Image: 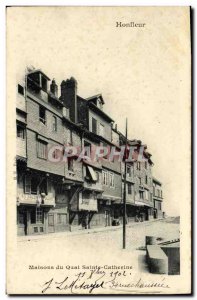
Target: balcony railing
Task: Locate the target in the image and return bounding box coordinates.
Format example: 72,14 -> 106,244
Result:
83,180 -> 103,192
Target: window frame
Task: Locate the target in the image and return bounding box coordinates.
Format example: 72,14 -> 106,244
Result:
17,124 -> 25,139
137,162 -> 141,170
109,172 -> 115,188
139,191 -> 144,200
24,174 -> 39,195
128,183 -> 132,195
68,157 -> 74,172
126,164 -> 132,177
37,139 -> 47,160
52,115 -> 57,132
102,170 -> 108,186
39,105 -> 46,125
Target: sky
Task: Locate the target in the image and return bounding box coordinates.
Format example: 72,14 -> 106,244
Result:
8,6 -> 191,216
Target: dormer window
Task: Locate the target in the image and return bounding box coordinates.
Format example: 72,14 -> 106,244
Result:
27,70 -> 50,92
98,98 -> 103,110
41,76 -> 47,91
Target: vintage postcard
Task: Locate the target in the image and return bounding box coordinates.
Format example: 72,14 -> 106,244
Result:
6,6 -> 191,295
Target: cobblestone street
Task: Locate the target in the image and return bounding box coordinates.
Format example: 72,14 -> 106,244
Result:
18,217 -> 180,257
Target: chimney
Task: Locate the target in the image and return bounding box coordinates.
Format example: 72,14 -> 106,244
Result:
50,78 -> 58,97
61,77 -> 77,123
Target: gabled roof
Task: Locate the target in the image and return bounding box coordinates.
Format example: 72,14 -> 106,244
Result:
87,101 -> 114,123
86,94 -> 105,104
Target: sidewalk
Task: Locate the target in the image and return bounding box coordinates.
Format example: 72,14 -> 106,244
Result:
17,218 -> 164,243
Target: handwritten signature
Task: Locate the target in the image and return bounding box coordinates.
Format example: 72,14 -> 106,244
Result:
41,270 -> 170,294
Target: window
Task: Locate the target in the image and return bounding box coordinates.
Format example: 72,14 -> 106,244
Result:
100,142 -> 108,159
139,177 -> 142,185
161,190 -> 163,198
145,175 -> 148,184
30,208 -> 44,224
145,161 -> 148,169
158,202 -> 162,210
126,165 -> 132,177
153,186 -> 155,196
99,123 -> 105,136
68,158 -> 74,172
52,116 -> 57,132
36,208 -> 44,223
17,125 -> 25,139
39,106 -> 46,124
128,183 -> 132,195
18,84 -> 24,95
84,141 -> 91,158
145,190 -> 149,200
139,191 -> 144,200
103,170 -> 108,185
137,162 -> 141,170
98,98 -> 103,110
24,174 -> 40,194
66,130 -> 73,145
37,140 -> 47,159
92,117 -> 97,134
109,172 -> 115,188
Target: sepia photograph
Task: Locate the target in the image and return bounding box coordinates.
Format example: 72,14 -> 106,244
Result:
6,6 -> 191,295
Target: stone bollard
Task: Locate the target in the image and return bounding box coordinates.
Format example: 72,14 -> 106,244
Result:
147,245 -> 168,274
146,236 -> 158,256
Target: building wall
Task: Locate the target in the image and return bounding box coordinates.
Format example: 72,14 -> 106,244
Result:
63,126 -> 83,182
26,94 -> 63,144
102,167 -> 122,201
26,130 -> 64,176
16,70 -> 164,235
111,129 -> 120,147
134,161 -> 154,206
88,109 -> 112,141
153,179 -> 163,218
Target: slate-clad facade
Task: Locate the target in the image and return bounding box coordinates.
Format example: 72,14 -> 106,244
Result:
16,68 -> 163,236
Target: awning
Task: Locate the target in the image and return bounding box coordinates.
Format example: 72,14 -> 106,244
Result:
83,159 -> 102,170
134,201 -> 145,207
87,166 -> 97,181
98,194 -> 121,202
144,203 -> 154,208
